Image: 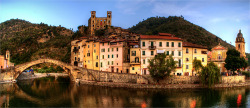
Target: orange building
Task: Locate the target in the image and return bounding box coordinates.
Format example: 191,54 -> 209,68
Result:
0,50 -> 13,69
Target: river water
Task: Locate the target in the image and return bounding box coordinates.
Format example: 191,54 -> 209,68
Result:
0,76 -> 249,107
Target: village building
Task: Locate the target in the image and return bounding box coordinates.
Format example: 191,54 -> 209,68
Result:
208,43 -> 228,73
0,50 -> 14,69
182,42 -> 208,76
128,41 -> 141,74
140,33 -> 183,75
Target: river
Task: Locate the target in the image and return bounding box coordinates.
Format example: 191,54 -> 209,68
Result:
0,76 -> 249,107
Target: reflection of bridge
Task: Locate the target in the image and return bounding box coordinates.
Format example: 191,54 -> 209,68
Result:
2,59 -> 97,81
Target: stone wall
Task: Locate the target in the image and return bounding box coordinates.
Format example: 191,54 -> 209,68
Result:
84,69 -> 139,83
221,76 -> 245,83
138,75 -> 200,84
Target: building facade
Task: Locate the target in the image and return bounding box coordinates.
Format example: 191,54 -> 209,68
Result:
0,50 -> 14,69
182,42 -> 208,76
88,11 -> 112,36
129,42 -> 141,74
208,43 -> 228,73
140,33 -> 183,75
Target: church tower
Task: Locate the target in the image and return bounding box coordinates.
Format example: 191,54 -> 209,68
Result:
5,50 -> 10,67
235,29 -> 246,58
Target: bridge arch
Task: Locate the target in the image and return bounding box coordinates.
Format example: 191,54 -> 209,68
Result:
14,59 -> 81,80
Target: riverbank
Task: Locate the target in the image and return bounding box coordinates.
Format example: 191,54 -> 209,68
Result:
79,79 -> 250,89
16,73 -> 68,80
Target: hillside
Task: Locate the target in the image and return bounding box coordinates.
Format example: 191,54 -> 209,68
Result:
0,19 -> 74,65
129,16 -> 234,50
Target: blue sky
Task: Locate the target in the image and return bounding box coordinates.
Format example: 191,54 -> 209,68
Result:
0,0 -> 249,53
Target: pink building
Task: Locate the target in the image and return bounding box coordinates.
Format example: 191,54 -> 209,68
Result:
99,39 -> 130,73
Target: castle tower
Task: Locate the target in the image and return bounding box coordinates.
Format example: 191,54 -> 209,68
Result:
235,29 -> 246,58
107,11 -> 112,26
89,11 -> 96,36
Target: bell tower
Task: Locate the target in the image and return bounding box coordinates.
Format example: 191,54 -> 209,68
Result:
235,29 -> 246,58
5,50 -> 10,67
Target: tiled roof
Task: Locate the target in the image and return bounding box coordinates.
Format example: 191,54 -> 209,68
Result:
212,44 -> 227,50
183,42 -> 207,49
140,35 -> 182,40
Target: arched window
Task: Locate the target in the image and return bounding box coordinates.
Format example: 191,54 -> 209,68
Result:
238,44 -> 240,49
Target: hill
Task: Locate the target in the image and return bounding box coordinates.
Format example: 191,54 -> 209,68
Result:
0,19 -> 74,65
129,16 -> 234,50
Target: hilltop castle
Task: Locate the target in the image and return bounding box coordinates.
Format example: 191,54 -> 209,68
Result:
88,11 -> 112,36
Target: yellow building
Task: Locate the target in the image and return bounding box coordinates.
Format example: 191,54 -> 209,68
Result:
129,42 -> 141,74
208,43 -> 228,73
71,37 -> 87,67
88,11 -> 112,36
92,41 -> 100,71
182,42 -> 208,76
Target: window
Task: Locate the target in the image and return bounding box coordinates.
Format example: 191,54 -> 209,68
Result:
96,56 -> 98,59
132,67 -> 135,70
186,65 -> 189,69
172,51 -> 174,56
102,55 -> 104,59
96,62 -> 98,67
94,49 -> 96,53
78,58 -> 80,61
108,48 -> 110,52
194,57 -> 197,59
108,61 -> 110,65
117,48 -> 118,51
112,61 -> 113,65
143,59 -> 145,64
112,54 -> 114,58
102,43 -> 104,46
88,45 -> 89,48
108,55 -> 110,58
186,48 -> 189,53
117,54 -> 118,58
142,51 -> 145,55
159,42 -> 162,47
75,57 -> 77,61
166,51 -> 169,55
101,62 -> 102,67
132,51 -> 136,56
238,44 -> 240,49
94,44 -> 96,47
87,53 -> 90,56
186,58 -> 189,61
178,59 -> 181,67
178,42 -> 181,47
112,48 -> 114,52
117,68 -> 119,72
166,42 -> 169,47
178,51 -> 181,56
108,43 -> 109,45
101,49 -> 105,52
202,58 -> 204,62
194,49 -> 197,53
142,42 -> 145,47
151,51 -> 154,55
172,42 -> 174,47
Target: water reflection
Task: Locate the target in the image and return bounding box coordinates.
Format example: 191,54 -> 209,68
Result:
0,77 -> 249,107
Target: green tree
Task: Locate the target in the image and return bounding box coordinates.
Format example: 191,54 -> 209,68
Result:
148,53 -> 176,83
200,62 -> 221,87
193,58 -> 203,75
224,49 -> 248,72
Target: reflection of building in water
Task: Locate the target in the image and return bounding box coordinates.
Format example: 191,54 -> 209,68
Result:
217,88 -> 246,107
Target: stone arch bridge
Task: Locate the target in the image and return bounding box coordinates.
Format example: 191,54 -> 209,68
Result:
7,59 -> 97,81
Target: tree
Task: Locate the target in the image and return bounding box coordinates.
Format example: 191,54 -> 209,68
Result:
193,58 -> 203,75
148,53 -> 177,83
200,62 -> 221,87
224,49 -> 247,72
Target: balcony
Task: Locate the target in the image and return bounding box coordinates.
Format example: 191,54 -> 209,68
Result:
148,46 -> 156,50
130,61 -> 140,65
